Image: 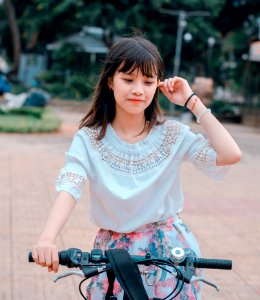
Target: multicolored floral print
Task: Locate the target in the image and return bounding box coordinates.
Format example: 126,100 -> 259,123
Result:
86,217 -> 203,299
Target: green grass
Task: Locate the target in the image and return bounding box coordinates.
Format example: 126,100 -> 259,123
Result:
0,107 -> 61,133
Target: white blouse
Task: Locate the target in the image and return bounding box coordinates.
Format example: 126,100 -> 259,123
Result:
56,120 -> 229,233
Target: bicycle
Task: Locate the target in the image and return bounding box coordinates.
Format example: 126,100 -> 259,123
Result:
28,247 -> 232,300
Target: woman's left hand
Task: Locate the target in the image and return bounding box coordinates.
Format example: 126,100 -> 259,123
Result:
158,76 -> 193,106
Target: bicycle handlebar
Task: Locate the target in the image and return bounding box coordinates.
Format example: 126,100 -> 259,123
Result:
28,247 -> 232,270
28,247 -> 232,298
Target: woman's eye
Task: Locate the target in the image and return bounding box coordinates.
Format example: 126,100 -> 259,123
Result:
123,78 -> 132,82
145,81 -> 154,85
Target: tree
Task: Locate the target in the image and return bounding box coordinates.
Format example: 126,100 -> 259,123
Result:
214,0 -> 260,36
3,0 -> 20,75
1,0 -> 258,95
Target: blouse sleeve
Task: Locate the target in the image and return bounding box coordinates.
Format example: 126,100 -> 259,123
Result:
183,131 -> 230,180
56,131 -> 88,201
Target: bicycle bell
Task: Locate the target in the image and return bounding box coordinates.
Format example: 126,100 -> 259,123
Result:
171,247 -> 186,263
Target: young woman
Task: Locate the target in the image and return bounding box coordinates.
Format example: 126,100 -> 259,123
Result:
32,36 -> 241,299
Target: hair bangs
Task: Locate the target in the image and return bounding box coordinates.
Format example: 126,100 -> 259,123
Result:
118,47 -> 160,78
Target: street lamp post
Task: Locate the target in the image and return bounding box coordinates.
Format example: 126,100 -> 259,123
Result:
207,36 -> 216,76
257,17 -> 260,40
173,12 -> 187,76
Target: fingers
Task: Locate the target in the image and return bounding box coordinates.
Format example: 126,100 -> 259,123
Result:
158,76 -> 194,106
32,244 -> 59,273
46,248 -> 59,273
32,246 -> 39,264
158,78 -> 175,93
38,246 -> 47,267
52,248 -> 59,273
32,244 -> 46,266
159,77 -> 192,98
45,247 -> 52,268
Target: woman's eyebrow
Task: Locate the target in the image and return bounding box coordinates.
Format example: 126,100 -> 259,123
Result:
120,71 -> 157,79
145,75 -> 157,79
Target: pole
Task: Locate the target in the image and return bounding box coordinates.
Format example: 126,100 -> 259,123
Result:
173,11 -> 186,76
169,12 -> 186,115
258,17 -> 260,40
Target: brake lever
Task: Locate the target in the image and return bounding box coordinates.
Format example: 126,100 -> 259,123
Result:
53,270 -> 85,282
191,277 -> 220,292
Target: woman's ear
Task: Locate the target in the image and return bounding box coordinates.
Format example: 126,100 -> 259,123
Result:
108,77 -> 113,90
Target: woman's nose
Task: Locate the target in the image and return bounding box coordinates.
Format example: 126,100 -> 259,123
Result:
134,90 -> 143,96
132,84 -> 144,95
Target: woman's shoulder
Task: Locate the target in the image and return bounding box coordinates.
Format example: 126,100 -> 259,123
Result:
76,125 -> 101,139
157,119 -> 190,137
79,125 -> 99,134
68,126 -> 101,149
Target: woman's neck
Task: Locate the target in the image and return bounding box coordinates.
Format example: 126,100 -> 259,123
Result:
111,113 -> 147,142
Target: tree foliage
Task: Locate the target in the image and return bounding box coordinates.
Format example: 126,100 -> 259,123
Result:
0,0 -> 259,96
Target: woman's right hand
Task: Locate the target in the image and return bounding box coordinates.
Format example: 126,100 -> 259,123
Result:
31,192 -> 77,273
32,239 -> 59,273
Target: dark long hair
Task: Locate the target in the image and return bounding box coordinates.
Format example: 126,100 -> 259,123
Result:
79,35 -> 165,140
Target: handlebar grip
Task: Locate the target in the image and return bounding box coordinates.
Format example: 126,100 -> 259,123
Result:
28,252 -> 34,262
194,258 -> 232,270
28,249 -> 78,266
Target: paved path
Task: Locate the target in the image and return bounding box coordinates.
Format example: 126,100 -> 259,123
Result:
0,106 -> 260,299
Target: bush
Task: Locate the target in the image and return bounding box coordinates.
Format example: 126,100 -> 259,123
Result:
210,100 -> 242,123
44,82 -> 65,96
36,70 -> 94,100
37,70 -> 62,83
67,74 -> 93,99
0,106 -> 44,118
0,107 -> 61,133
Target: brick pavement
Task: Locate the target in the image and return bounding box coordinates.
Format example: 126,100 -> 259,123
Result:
0,105 -> 260,300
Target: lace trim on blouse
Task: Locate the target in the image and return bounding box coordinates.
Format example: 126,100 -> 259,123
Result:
56,168 -> 86,191
193,142 -> 213,170
82,122 -> 181,175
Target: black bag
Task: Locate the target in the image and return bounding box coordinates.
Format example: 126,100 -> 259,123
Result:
105,248 -> 149,300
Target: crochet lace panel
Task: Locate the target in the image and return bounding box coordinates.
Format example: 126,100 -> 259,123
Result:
82,122 -> 181,175
193,143 -> 212,168
56,169 -> 86,191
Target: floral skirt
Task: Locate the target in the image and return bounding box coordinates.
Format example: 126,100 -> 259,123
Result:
86,216 -> 203,299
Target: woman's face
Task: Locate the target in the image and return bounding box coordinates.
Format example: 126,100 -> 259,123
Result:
109,68 -> 158,117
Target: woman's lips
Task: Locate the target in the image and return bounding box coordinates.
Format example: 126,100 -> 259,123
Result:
128,99 -> 144,104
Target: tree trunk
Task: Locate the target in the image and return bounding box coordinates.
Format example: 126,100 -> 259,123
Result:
4,0 -> 21,76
